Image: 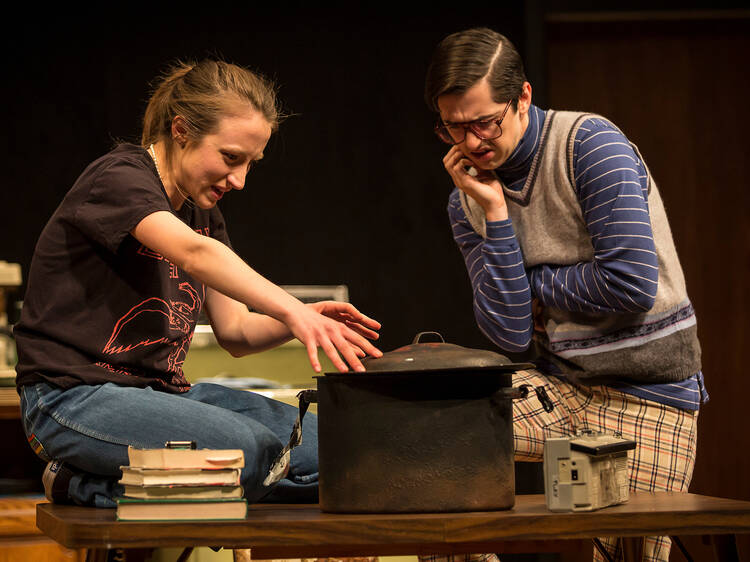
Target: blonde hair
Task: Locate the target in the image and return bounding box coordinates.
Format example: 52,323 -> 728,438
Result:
141,59 -> 281,151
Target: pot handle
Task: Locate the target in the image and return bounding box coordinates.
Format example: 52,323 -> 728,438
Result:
412,331 -> 445,344
506,384 -> 554,413
262,389 -> 317,487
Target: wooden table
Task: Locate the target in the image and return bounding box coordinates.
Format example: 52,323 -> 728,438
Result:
36,492 -> 750,561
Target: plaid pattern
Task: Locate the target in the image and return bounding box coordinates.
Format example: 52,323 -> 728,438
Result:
512,369 -> 698,561
418,370 -> 698,562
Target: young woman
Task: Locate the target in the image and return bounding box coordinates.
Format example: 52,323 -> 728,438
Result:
14,60 -> 382,507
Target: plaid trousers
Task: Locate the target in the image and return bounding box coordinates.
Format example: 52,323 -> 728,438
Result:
420,369 -> 699,562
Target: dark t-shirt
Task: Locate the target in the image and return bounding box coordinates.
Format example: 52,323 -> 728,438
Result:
14,144 -> 231,393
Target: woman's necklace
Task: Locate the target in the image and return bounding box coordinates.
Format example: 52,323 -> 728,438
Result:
148,144 -> 193,208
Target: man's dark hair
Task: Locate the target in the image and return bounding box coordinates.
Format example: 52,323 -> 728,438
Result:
424,27 -> 527,113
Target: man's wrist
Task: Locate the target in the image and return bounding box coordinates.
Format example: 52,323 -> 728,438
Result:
485,204 -> 509,222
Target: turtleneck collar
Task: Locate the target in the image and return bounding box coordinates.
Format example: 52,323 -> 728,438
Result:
496,104 -> 546,191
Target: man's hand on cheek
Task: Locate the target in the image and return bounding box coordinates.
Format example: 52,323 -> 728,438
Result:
443,146 -> 508,221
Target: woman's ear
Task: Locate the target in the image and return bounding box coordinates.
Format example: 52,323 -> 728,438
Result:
171,116 -> 189,148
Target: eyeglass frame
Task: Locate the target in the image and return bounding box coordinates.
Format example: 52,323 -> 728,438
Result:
434,99 -> 514,145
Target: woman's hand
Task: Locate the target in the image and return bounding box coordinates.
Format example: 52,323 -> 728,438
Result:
443,146 -> 508,222
285,301 -> 382,373
307,301 -> 381,341
132,212 -> 382,371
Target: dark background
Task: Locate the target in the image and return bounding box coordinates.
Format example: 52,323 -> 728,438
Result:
3,4 -> 749,560
2,9 -> 529,355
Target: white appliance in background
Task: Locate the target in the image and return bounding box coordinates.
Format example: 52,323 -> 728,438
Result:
280,284 -> 350,305
190,285 -> 351,393
0,261 -> 21,373
192,284 -> 350,349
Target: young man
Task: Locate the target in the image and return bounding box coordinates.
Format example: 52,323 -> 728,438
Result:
424,28 -> 706,561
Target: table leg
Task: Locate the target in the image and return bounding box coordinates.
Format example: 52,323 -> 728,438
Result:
621,537 -> 643,562
85,548 -> 109,562
711,534 -> 740,562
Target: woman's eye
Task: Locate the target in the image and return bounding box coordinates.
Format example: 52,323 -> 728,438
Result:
222,152 -> 238,162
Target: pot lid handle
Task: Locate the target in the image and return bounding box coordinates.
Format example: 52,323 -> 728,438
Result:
412,331 -> 446,344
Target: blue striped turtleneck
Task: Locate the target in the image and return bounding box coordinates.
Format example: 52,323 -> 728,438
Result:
447,104 -> 707,410
496,104 -> 546,192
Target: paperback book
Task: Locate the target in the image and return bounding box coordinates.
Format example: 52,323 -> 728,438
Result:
116,497 -> 247,521
119,466 -> 241,487
127,446 -> 244,469
121,484 -> 243,500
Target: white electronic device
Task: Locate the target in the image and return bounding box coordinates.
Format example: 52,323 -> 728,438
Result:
543,430 -> 636,512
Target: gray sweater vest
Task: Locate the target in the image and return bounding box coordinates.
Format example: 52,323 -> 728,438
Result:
460,110 -> 701,384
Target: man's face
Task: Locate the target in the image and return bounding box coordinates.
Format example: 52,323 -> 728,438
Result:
437,78 -> 530,170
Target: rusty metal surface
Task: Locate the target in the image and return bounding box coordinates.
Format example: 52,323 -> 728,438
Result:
317,372 -> 516,513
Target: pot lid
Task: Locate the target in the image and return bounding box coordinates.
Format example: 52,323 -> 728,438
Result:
353,332 -> 535,374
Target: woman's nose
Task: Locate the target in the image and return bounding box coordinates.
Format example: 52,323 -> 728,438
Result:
227,169 -> 246,190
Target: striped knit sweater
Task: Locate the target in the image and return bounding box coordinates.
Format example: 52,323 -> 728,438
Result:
449,106 -> 705,409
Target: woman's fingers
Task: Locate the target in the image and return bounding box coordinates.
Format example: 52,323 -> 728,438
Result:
344,319 -> 380,340
334,335 -> 367,372
317,325 -> 379,373
308,302 -> 382,338
319,335 -> 365,373
344,326 -> 382,359
295,304 -> 382,373
321,302 -> 382,333
337,302 -> 380,325
304,340 -> 322,373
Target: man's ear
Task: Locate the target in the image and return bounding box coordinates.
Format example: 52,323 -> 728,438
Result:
518,82 -> 533,114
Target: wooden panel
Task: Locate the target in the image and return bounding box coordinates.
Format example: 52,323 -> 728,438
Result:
545,15 -> 750,560
0,497 -> 46,538
0,498 -> 84,562
0,389 -> 20,420
0,539 -> 84,562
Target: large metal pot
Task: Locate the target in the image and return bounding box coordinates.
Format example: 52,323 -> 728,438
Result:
267,333 -> 551,513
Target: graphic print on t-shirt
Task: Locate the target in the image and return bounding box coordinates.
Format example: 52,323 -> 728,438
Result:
96,224 -> 216,388
102,281 -> 202,375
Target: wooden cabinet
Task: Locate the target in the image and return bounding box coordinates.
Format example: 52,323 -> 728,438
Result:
0,406 -> 82,561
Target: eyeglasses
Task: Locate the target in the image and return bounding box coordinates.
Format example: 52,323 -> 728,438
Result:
434,99 -> 513,145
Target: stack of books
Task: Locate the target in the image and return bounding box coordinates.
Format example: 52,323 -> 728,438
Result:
116,445 -> 247,521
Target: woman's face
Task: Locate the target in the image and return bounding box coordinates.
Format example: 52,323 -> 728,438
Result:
170,109 -> 272,210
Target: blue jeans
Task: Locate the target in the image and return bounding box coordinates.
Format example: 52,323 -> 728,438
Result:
19,382 -> 318,508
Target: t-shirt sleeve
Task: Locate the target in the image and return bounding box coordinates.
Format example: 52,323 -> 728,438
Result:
207,206 -> 232,249
73,157 -> 172,253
